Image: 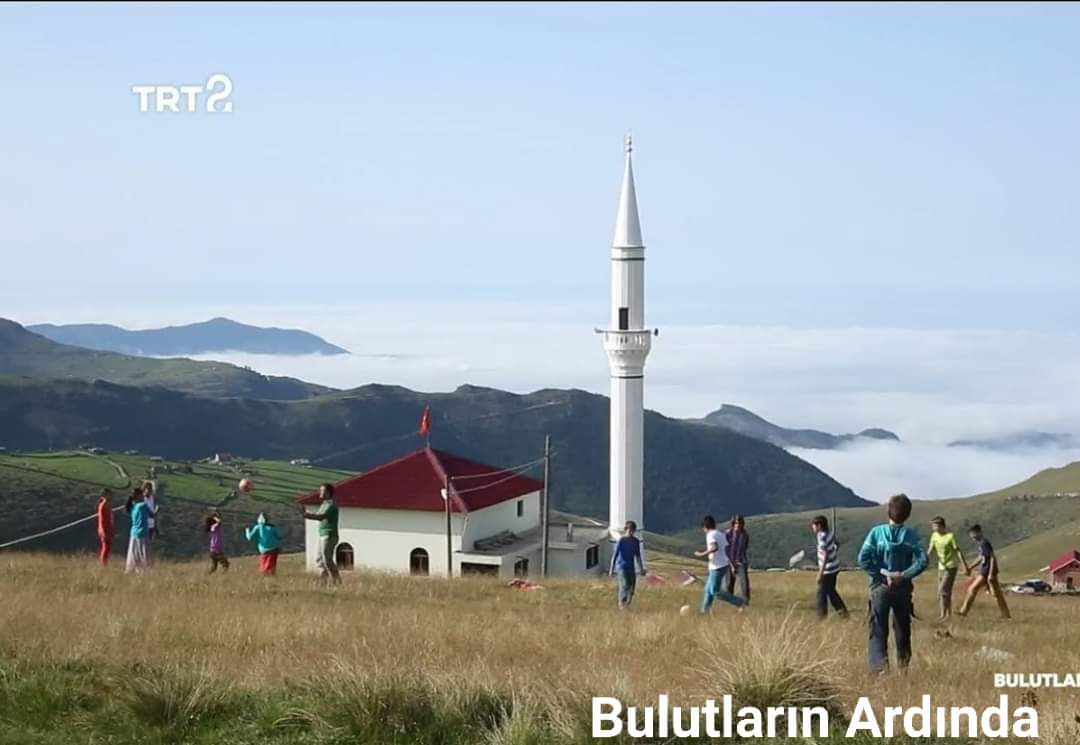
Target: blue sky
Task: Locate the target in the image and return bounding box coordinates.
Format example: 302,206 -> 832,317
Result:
3,3 -> 1080,329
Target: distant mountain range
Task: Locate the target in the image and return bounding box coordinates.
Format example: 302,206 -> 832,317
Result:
0,318 -> 872,536
695,404 -> 900,450
0,319 -> 331,400
949,432 -> 1080,451
28,317 -> 348,357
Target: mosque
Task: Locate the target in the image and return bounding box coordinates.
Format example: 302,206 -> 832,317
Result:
300,137 -> 654,577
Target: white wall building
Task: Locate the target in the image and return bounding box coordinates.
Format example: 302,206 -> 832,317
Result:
598,135 -> 655,536
300,447 -> 608,578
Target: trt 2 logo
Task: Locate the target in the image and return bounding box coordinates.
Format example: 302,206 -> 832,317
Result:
131,74 -> 234,113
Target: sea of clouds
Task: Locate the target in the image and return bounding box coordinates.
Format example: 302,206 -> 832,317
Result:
11,301 -> 1080,502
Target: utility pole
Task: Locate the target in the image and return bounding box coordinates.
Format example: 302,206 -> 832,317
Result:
541,435 -> 552,577
445,473 -> 453,578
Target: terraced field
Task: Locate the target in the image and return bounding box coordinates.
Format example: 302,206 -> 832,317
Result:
0,450 -> 354,557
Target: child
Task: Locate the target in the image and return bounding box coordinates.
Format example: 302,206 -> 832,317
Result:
96,488 -> 114,566
125,490 -> 151,575
856,494 -> 928,673
206,512 -> 230,574
694,515 -> 746,613
245,513 -> 283,576
143,481 -> 160,541
724,515 -> 751,604
956,524 -> 1011,619
927,516 -> 970,620
609,520 -> 647,609
811,515 -> 848,619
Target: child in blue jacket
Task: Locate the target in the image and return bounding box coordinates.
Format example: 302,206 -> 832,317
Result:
857,494 -> 927,673
245,513 -> 283,576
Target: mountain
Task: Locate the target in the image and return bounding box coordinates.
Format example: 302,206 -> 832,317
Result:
662,461 -> 1080,572
0,319 -> 332,400
28,317 -> 348,356
698,404 -> 900,450
948,432 -> 1079,451
0,378 -> 871,539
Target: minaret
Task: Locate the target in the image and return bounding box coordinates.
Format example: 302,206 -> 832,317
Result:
598,135 -> 655,536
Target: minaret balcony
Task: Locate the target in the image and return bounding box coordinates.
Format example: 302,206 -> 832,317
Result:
596,328 -> 656,374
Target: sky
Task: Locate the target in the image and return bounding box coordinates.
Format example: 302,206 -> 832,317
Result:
2,3 -> 1080,500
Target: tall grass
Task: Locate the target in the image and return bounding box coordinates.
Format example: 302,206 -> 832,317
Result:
699,609 -> 849,716
1,553 -> 1079,743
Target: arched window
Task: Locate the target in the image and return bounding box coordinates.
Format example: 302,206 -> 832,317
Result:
410,548 -> 430,576
335,542 -> 355,571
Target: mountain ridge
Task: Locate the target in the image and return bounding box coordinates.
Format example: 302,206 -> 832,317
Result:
0,318 -> 332,400
28,317 -> 348,357
697,403 -> 901,450
0,377 -> 872,536
948,431 -> 1079,451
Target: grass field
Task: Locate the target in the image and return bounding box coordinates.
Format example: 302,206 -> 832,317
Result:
1,553 -> 1078,744
667,462 -> 1080,578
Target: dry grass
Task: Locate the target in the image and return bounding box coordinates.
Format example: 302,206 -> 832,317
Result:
1,552 -> 1079,743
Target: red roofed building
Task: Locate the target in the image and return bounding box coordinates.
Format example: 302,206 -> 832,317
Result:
1047,550 -> 1080,590
297,447 -> 608,578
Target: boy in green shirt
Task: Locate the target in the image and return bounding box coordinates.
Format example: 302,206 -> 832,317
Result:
302,483 -> 342,586
926,516 -> 970,620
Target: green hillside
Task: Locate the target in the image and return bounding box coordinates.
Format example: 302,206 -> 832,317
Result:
996,518 -> 1080,578
0,450 -> 352,558
661,462 -> 1080,578
0,319 -> 331,400
0,378 -> 870,538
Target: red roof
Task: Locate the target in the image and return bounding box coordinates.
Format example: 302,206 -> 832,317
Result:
296,447 -> 543,513
1048,550 -> 1080,574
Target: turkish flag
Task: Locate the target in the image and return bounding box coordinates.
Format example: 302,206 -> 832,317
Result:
419,405 -> 431,436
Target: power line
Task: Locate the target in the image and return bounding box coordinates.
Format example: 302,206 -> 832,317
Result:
449,454 -> 552,481
0,506 -> 124,550
452,459 -> 548,496
310,400 -> 565,465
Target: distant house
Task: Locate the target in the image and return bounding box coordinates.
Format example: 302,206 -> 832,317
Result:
211,453 -> 234,465
1047,550 -> 1080,590
297,447 -> 607,579
149,456 -> 165,463
290,458 -> 311,466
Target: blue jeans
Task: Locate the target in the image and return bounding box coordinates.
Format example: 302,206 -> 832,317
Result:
868,581 -> 913,672
701,567 -> 746,613
616,565 -> 637,607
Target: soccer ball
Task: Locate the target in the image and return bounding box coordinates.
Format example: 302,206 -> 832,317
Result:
238,478 -> 254,493
679,604 -> 691,617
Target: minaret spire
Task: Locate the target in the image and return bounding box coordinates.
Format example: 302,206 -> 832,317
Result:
613,134 -> 643,249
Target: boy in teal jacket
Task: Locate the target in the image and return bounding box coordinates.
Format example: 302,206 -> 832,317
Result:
857,494 -> 927,673
245,513 -> 283,576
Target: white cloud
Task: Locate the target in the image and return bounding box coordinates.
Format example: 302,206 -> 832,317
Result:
792,440 -> 1080,503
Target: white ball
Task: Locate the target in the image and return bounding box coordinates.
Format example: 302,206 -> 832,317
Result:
679,604 -> 691,617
